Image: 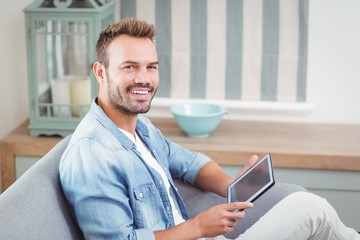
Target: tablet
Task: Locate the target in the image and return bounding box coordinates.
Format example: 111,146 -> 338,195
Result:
227,153 -> 275,204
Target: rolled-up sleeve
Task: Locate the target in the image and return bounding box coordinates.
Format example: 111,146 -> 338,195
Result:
164,138 -> 212,185
134,228 -> 155,240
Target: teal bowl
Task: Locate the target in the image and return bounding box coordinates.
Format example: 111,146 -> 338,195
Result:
170,103 -> 227,138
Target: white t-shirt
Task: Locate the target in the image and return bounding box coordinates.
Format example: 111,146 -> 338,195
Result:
119,128 -> 185,225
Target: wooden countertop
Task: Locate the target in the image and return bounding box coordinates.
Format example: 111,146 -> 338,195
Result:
153,118 -> 360,171
1,118 -> 360,191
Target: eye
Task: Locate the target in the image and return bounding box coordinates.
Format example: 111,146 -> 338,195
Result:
121,64 -> 138,73
123,65 -> 135,70
148,65 -> 158,70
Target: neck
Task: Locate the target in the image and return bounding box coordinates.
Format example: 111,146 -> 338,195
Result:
97,98 -> 138,135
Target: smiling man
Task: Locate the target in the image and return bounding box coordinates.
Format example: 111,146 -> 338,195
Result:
95,32 -> 159,126
59,18 -> 360,240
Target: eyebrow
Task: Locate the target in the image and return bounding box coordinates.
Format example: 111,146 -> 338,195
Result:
121,61 -> 159,66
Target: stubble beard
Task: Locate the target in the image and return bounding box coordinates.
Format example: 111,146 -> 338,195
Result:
106,75 -> 156,116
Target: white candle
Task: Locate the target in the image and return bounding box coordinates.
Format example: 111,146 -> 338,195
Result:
70,76 -> 91,117
51,77 -> 71,117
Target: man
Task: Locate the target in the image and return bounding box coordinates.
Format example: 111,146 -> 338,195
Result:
59,18 -> 359,240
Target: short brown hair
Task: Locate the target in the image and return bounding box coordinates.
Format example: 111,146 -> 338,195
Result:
95,18 -> 156,68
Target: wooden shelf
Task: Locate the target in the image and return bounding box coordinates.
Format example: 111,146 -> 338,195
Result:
0,120 -> 61,192
1,118 -> 360,192
153,118 -> 360,170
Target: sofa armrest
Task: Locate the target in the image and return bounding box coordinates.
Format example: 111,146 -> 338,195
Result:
0,135 -> 83,240
174,180 -> 307,239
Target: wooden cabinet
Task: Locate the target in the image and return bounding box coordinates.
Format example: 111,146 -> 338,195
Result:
0,121 -> 61,191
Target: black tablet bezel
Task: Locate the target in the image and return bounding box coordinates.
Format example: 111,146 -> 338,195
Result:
227,153 -> 275,204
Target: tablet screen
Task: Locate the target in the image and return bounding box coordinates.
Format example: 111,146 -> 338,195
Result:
227,153 -> 275,203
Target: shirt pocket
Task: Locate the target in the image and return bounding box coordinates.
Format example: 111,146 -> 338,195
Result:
132,183 -> 162,229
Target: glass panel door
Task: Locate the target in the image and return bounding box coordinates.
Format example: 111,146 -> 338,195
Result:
34,19 -> 91,119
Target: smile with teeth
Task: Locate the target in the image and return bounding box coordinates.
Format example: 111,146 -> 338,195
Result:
129,90 -> 150,95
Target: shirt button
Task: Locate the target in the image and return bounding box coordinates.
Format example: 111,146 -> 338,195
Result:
139,192 -> 143,198
166,206 -> 170,211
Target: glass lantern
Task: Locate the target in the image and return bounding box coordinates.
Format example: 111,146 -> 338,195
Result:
24,0 -> 116,136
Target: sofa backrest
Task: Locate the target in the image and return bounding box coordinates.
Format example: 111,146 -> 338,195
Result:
0,135 -> 84,240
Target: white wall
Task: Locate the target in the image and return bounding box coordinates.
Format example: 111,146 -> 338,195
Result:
305,0 -> 360,125
1,0 -> 359,139
0,0 -> 32,139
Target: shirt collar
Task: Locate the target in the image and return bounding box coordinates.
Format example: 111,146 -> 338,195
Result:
90,97 -> 150,150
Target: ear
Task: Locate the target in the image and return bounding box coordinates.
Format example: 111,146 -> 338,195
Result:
92,62 -> 106,85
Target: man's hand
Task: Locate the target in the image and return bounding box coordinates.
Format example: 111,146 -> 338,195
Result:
236,155 -> 259,179
191,201 -> 254,238
154,201 -> 253,240
155,155 -> 258,240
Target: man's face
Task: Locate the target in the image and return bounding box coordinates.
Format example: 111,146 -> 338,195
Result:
103,35 -> 159,115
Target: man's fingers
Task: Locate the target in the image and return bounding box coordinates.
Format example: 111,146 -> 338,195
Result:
249,154 -> 259,164
225,202 -> 253,212
237,154 -> 259,177
245,155 -> 258,170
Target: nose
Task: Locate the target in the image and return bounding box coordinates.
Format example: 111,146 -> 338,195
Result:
134,67 -> 150,84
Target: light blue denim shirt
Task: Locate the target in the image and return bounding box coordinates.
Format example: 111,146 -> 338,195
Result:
59,98 -> 211,240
